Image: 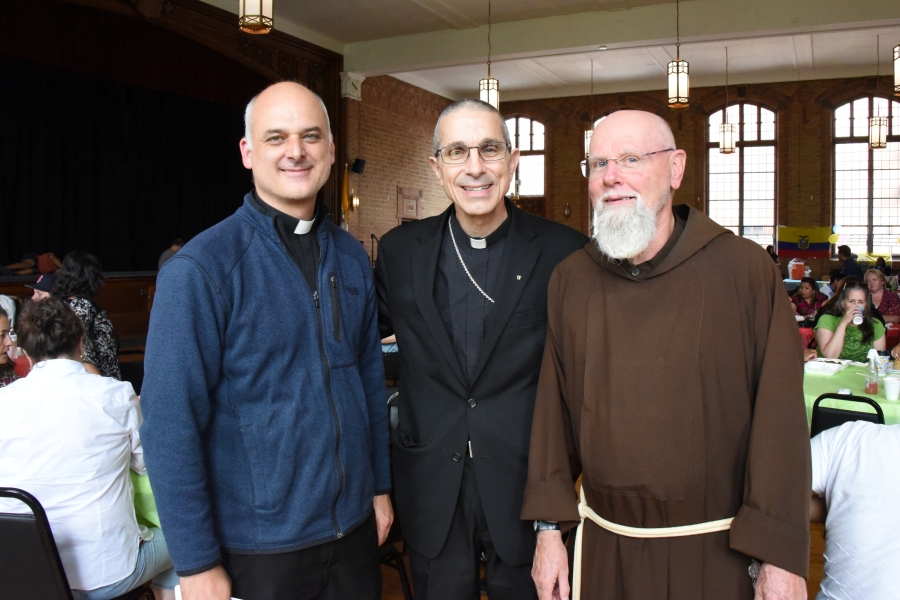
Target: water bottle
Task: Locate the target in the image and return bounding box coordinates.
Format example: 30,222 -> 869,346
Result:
7,329 -> 16,360
865,348 -> 879,394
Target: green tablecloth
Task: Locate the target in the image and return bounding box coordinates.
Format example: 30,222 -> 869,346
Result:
130,471 -> 161,529
803,365 -> 900,426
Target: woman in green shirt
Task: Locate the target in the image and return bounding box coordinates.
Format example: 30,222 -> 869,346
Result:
815,277 -> 886,362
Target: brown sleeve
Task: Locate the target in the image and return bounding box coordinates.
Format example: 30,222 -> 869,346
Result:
729,261 -> 811,578
521,268 -> 581,530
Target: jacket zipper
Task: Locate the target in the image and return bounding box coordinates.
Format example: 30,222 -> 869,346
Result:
312,255 -> 345,540
329,273 -> 342,343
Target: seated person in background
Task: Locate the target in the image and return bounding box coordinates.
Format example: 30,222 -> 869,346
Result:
0,298 -> 177,599
0,307 -> 17,388
864,268 -> 900,325
766,244 -> 779,265
815,277 -> 885,361
4,252 -> 62,275
791,277 -> 827,318
157,238 -> 183,271
838,245 -> 863,279
811,421 -> 900,599
54,251 -> 120,379
819,269 -> 843,299
25,273 -> 56,302
874,256 -> 891,277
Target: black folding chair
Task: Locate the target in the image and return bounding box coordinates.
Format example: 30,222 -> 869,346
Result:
810,392 -> 885,438
0,487 -> 153,600
379,392 -> 413,600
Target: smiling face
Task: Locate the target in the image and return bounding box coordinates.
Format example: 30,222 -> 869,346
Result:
429,107 -> 518,231
588,111 -> 685,216
239,82 -> 335,215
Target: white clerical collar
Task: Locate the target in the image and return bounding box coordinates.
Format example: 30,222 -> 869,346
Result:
469,238 -> 487,250
294,220 -> 314,235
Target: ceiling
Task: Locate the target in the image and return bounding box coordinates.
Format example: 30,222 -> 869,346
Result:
202,0 -> 900,101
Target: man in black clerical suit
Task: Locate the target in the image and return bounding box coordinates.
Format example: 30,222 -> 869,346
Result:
375,98 -> 587,600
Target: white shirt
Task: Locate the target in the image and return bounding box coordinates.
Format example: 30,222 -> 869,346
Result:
0,359 -> 145,591
811,421 -> 900,600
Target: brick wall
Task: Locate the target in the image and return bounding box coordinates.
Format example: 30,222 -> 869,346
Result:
342,76 -> 453,264
346,74 -> 895,279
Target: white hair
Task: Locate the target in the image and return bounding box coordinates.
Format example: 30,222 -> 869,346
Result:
591,190 -> 670,260
243,83 -> 332,150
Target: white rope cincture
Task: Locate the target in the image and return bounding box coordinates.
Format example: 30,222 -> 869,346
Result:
448,215 -> 495,304
572,485 -> 734,600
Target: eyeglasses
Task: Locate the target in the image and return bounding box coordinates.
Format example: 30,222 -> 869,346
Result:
580,148 -> 675,178
435,142 -> 511,164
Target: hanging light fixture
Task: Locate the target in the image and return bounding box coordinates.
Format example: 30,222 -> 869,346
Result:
667,0 -> 689,108
479,0 -> 499,109
719,46 -> 736,154
894,43 -> 899,96
870,36 -> 888,150
584,59 -> 594,158
239,0 -> 273,34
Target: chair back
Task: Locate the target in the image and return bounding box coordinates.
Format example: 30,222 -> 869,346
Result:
0,488 -> 73,600
810,393 -> 885,438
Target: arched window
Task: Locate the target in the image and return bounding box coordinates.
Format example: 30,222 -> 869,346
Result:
505,116 -> 545,216
707,103 -> 776,247
833,97 -> 900,255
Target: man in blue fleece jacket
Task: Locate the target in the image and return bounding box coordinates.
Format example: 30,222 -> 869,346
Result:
140,82 -> 392,600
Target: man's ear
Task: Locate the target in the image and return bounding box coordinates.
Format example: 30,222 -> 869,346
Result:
669,149 -> 687,190
429,156 -> 444,185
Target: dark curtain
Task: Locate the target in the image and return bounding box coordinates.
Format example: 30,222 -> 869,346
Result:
0,55 -> 254,271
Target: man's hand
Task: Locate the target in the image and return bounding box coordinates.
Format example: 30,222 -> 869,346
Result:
179,565 -> 231,600
373,494 -> 393,546
532,530 -> 569,600
754,563 -> 805,600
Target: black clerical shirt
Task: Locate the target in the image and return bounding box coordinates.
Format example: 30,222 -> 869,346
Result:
434,211 -> 511,384
248,190 -> 323,293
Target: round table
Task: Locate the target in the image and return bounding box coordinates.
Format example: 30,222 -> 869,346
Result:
803,365 -> 900,426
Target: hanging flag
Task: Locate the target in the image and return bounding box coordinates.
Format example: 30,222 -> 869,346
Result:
777,226 -> 832,258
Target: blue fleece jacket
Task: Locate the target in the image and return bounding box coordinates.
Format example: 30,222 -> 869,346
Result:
140,196 -> 389,575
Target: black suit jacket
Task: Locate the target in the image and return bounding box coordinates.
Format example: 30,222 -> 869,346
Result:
375,201 -> 588,564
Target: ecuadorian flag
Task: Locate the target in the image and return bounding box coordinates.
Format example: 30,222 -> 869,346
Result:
777,226 -> 832,259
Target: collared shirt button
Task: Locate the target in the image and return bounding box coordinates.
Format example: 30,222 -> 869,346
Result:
468,398 -> 477,408
630,268 -> 640,277
452,453 -> 462,462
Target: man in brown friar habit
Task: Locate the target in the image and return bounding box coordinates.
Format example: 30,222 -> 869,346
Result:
524,109 -> 810,600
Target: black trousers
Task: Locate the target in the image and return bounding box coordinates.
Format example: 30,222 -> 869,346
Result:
409,457 -> 538,600
222,512 -> 381,600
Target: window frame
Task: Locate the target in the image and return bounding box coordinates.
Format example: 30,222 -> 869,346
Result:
504,115 -> 546,217
705,102 -> 777,248
832,95 -> 900,256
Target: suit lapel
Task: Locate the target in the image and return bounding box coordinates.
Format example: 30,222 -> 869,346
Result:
412,207 -> 468,387
470,206 -> 540,386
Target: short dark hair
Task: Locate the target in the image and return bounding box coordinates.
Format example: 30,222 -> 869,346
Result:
837,245 -> 852,258
54,251 -> 105,300
172,238 -> 184,247
829,269 -> 843,285
18,296 -> 84,362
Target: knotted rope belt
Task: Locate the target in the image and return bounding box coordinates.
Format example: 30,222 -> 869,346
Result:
572,486 -> 734,600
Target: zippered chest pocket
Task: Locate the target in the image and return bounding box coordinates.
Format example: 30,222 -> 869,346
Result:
329,273 -> 343,343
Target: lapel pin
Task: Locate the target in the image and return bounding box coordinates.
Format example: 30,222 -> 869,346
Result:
516,275 -> 522,280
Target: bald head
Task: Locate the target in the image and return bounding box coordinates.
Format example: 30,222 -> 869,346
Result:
591,110 -> 675,157
244,82 -> 332,150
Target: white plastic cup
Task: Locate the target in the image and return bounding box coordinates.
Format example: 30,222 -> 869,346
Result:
884,377 -> 900,402
852,307 -> 864,326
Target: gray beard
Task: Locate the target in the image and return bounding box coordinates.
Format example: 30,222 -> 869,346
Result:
591,192 -> 665,260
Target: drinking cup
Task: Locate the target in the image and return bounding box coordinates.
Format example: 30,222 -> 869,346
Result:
884,376 -> 900,402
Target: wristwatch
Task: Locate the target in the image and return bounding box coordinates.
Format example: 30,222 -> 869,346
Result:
533,520 -> 560,532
